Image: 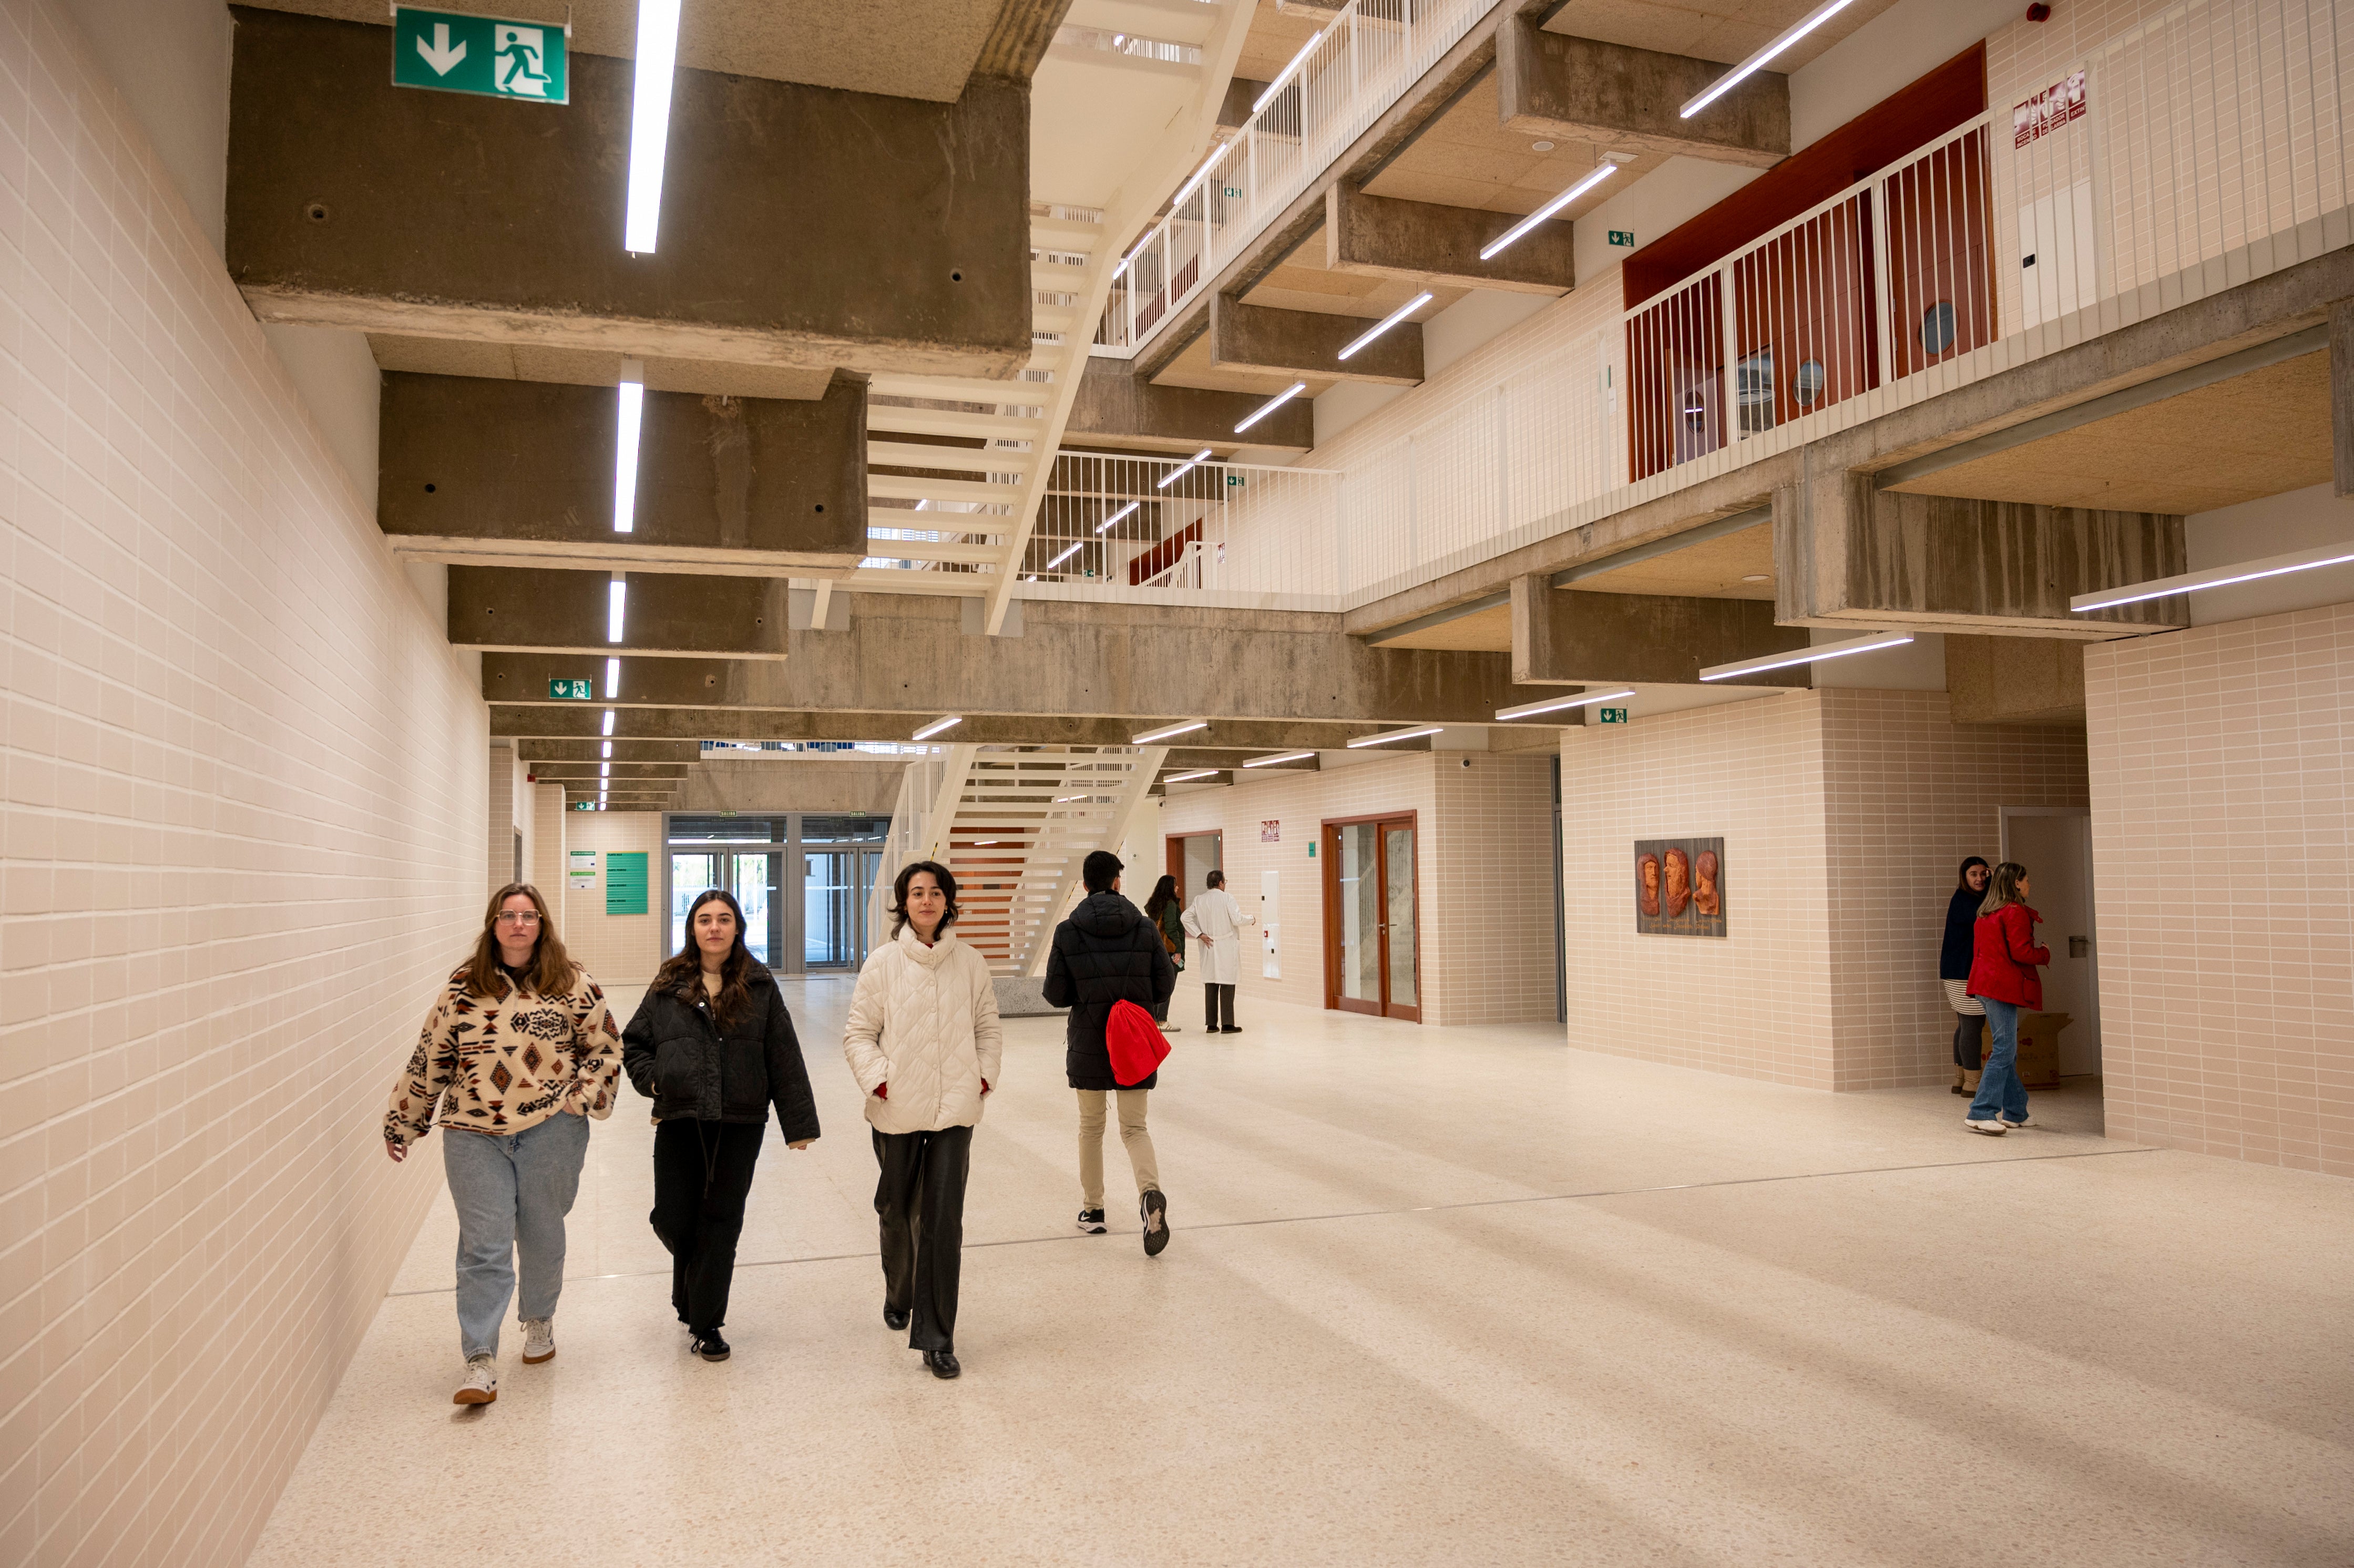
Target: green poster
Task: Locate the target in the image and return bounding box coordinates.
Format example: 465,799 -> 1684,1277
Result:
604,852 -> 648,915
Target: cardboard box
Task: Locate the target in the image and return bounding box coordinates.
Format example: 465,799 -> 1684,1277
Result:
1971,1011 -> 2070,1087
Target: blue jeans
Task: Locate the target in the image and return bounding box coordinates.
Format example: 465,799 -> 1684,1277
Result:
442,1111 -> 590,1359
1967,999 -> 2030,1123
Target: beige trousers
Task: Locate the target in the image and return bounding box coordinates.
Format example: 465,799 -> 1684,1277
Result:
1076,1089 -> 1159,1207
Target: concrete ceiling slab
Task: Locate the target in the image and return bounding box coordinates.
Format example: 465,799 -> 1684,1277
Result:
1360,72 -> 1671,217
1538,0 -> 1897,73
1881,351 -> 2335,515
1149,329 -> 1346,395
238,1 -> 1010,100
366,335 -> 836,399
1374,601 -> 1512,651
1567,521 -> 1776,599
1031,44 -> 1203,206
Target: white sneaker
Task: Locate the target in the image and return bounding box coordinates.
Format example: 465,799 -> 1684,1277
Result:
1998,1114 -> 2031,1129
453,1354 -> 499,1405
1163,1022 -> 1181,1033
1964,1118 -> 2008,1136
521,1318 -> 555,1364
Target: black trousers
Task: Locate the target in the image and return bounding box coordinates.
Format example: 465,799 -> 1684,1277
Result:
1952,1010 -> 1985,1070
1205,982 -> 1236,1030
650,1119 -> 764,1335
873,1124 -> 973,1353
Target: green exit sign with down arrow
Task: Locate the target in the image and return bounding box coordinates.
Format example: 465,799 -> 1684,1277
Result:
392,6 -> 569,104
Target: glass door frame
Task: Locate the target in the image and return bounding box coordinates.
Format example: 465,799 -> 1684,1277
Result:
1320,811 -> 1421,1023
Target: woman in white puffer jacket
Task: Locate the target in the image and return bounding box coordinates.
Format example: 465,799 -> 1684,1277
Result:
843,859 -> 1002,1381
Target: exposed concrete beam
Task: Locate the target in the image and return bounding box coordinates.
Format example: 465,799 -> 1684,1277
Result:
519,740 -> 704,764
480,595 -> 1554,722
1497,19 -> 1788,169
450,569 -> 792,658
1343,244 -> 2354,638
1511,578 -> 1808,686
531,762 -> 692,782
1325,183 -> 1574,296
1776,476 -> 2187,639
380,373 -> 866,573
1066,358 -> 1313,451
2334,298 -> 2353,498
1209,294 -> 1424,386
226,8 -> 1030,380
491,698 -> 1405,751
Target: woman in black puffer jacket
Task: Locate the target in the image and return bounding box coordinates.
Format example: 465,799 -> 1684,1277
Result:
622,888 -> 819,1362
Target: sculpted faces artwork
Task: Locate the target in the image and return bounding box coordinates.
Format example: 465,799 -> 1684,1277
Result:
1634,837 -> 1726,937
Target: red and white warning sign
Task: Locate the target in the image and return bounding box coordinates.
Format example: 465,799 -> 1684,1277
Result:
2014,69 -> 2087,148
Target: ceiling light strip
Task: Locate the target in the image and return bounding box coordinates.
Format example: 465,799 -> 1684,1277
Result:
612,365 -> 643,532
1047,540 -> 1084,569
601,708 -> 616,736
1346,725 -> 1444,749
1235,381 -> 1307,434
1680,0 -> 1859,119
604,656 -> 621,700
1156,447 -> 1214,489
606,575 -> 627,643
1698,631 -> 1913,683
1132,719 -> 1207,744
1493,688 -> 1636,722
911,715 -> 963,741
1242,750 -> 1316,767
621,0 -> 683,252
1163,768 -> 1221,783
2069,541 -> 2354,611
1337,292 -> 1434,360
1480,162 -> 1623,261
1096,500 -> 1141,536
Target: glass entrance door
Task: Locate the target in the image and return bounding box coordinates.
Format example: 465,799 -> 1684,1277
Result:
1323,815 -> 1419,1021
670,852 -> 780,965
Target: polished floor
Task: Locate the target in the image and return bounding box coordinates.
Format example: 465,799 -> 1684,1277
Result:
250,978 -> 2354,1566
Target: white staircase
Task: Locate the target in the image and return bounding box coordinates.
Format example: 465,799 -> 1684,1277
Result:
868,745 -> 1166,976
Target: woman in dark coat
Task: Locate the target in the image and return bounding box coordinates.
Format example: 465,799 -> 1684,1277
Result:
1941,857 -> 1991,1094
623,888 -> 819,1361
1142,874 -> 1185,1032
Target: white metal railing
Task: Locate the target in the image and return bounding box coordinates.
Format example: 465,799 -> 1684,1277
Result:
1092,0 -> 1493,355
1150,0 -> 2352,609
1018,450 -> 1343,591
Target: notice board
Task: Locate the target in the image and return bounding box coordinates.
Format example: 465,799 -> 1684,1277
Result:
605,852 -> 649,916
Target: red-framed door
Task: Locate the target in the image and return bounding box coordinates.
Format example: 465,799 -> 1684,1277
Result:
1322,813 -> 1420,1022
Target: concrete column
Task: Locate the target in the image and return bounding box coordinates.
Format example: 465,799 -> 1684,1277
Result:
1511,576 -> 1809,686
1325,182 -> 1575,295
2333,298 -> 2353,498
1497,20 -> 1789,169
1775,474 -> 2188,637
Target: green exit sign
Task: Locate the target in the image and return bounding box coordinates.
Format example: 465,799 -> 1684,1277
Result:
1608,230 -> 1636,247
1597,706 -> 1630,724
1223,186 -> 1243,198
392,6 -> 569,104
1225,474 -> 1246,486
550,679 -> 593,700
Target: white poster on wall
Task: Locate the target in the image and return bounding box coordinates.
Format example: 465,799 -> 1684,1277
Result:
568,849 -> 599,891
1260,869 -> 1280,979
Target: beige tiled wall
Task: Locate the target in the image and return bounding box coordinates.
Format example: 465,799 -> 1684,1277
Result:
1153,752 -> 1557,1026
529,781 -> 568,935
0,5 -> 488,1562
1819,690 -> 2091,1090
1563,691 -> 2089,1089
1561,695 -> 1837,1086
558,811 -> 664,985
2085,603 -> 2354,1175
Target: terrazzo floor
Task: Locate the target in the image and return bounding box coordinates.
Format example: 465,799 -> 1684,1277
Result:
247,978 -> 2354,1566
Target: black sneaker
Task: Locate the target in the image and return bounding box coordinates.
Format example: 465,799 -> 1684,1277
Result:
691,1331 -> 731,1362
1076,1208 -> 1107,1234
1140,1188 -> 1170,1257
1219,1025 -> 1243,1033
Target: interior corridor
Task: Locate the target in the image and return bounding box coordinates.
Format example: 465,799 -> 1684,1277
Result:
250,985 -> 2353,1567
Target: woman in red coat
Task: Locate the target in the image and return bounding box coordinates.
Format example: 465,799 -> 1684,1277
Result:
1964,861 -> 2050,1135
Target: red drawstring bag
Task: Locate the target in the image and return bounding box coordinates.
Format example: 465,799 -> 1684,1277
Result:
1106,999 -> 1171,1087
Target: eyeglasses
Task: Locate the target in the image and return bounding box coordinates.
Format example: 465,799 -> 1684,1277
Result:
495,911 -> 542,926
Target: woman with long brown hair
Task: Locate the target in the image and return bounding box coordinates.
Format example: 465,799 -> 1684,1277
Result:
382,883 -> 623,1407
622,887 -> 819,1363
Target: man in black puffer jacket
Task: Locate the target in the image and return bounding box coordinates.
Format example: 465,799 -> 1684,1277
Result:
1043,850 -> 1176,1255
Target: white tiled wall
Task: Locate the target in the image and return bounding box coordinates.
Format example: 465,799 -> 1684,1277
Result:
2085,603 -> 2354,1175
1153,751 -> 1557,1027
0,3 -> 489,1562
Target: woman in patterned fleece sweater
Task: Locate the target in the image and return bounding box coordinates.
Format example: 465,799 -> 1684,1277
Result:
382,882 -> 622,1407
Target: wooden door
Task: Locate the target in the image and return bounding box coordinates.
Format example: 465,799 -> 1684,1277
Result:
1322,814 -> 1420,1022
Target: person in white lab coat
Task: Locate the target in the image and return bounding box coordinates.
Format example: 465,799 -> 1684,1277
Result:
1180,869 -> 1247,1033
